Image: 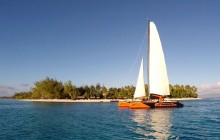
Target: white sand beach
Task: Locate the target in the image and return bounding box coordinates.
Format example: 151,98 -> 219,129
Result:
21,98 -> 201,103
22,99 -> 114,103
165,98 -> 202,101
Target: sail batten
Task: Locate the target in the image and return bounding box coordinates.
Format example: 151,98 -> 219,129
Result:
133,58 -> 146,99
148,22 -> 170,96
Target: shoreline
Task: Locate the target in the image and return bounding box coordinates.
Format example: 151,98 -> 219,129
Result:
21,98 -> 202,103
21,99 -> 113,103
165,98 -> 202,101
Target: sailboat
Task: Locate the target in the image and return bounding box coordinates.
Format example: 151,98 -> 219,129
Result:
118,20 -> 183,108
143,21 -> 183,108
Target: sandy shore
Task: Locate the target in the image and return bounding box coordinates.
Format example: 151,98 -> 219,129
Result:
165,98 -> 202,101
21,98 -> 201,103
21,99 -> 114,103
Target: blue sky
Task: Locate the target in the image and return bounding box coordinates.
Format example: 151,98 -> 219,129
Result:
1,0 -> 220,96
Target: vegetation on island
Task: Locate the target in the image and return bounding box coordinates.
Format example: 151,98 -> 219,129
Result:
13,77 -> 198,99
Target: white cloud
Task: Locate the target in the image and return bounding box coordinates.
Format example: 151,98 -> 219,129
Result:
21,84 -> 31,87
198,82 -> 220,96
0,85 -> 18,97
0,84 -> 32,97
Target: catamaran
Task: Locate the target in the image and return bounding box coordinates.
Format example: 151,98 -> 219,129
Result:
118,21 -> 183,108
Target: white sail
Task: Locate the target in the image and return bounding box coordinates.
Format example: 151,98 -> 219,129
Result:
148,22 -> 170,96
133,58 -> 146,99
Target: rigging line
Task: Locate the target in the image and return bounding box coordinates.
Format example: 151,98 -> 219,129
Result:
126,29 -> 147,81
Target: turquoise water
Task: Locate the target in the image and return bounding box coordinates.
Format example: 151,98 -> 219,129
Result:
0,99 -> 219,140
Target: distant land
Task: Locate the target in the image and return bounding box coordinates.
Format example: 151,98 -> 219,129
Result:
12,77 -> 198,100
198,82 -> 220,98
0,96 -> 12,99
198,93 -> 220,98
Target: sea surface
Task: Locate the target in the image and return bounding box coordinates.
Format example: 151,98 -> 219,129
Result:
0,99 -> 219,140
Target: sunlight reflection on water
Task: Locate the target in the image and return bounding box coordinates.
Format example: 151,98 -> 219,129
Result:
131,109 -> 173,139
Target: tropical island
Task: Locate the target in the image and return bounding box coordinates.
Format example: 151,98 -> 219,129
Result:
13,77 -> 198,100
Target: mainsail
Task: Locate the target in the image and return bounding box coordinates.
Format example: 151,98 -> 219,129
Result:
133,58 -> 146,99
148,21 -> 170,96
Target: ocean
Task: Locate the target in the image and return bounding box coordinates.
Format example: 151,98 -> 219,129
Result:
0,99 -> 219,140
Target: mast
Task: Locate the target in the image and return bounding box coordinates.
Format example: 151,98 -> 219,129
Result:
147,19 -> 150,98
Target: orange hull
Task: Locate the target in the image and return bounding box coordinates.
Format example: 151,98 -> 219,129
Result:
130,102 -> 150,109
118,102 -> 131,107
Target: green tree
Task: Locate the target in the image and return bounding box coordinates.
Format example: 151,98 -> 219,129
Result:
12,77 -> 199,99
190,86 -> 198,98
95,83 -> 101,98
31,77 -> 64,99
84,92 -> 89,99
107,88 -> 116,99
64,81 -> 77,100
90,85 -> 96,97
77,86 -> 85,96
84,85 -> 90,98
101,85 -> 108,99
185,85 -> 191,97
13,92 -> 32,99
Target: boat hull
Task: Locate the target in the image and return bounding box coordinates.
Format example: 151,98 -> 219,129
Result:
118,100 -> 183,109
118,101 -> 131,107
143,101 -> 184,108
130,102 -> 150,109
